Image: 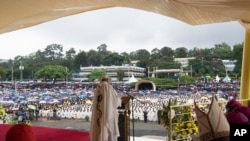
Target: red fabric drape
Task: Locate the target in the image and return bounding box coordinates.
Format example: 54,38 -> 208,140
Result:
0,124 -> 90,141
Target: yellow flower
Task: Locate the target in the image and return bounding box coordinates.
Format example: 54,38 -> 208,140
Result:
188,129 -> 193,134
182,131 -> 187,135
26,120 -> 32,126
0,109 -> 6,116
180,123 -> 184,127
193,127 -> 199,133
186,123 -> 192,128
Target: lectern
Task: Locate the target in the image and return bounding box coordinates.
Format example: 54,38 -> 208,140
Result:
118,96 -> 130,141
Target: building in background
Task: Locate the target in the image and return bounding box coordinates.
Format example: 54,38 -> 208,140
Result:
174,57 -> 195,68
73,64 -> 145,82
222,60 -> 237,72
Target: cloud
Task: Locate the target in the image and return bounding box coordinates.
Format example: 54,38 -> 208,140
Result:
0,7 -> 245,59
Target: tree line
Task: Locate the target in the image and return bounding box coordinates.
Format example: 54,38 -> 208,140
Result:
0,42 -> 243,81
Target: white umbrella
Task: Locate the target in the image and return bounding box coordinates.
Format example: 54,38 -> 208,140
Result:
7,100 -> 15,104
52,99 -> 60,103
39,100 -> 46,104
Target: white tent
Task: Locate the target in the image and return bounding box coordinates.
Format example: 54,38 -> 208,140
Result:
215,75 -> 220,82
125,74 -> 138,84
223,74 -> 231,83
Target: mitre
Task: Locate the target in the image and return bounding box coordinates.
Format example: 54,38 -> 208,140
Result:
194,96 -> 230,141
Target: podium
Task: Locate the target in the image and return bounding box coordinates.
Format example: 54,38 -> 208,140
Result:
118,96 -> 130,141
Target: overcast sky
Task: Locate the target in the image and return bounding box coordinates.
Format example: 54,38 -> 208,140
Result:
0,7 -> 245,60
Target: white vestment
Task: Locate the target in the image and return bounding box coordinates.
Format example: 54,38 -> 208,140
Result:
90,81 -> 121,141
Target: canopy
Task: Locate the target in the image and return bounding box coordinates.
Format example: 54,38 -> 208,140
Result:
1,0 -> 250,100
125,74 -> 138,84
0,0 -> 250,34
223,75 -> 231,83
215,75 -> 220,82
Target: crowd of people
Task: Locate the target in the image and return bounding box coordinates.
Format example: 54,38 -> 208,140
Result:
0,79 -> 240,124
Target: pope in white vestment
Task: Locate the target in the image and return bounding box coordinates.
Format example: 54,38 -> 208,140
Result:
90,76 -> 121,141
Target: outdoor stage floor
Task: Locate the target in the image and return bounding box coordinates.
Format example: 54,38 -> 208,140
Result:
0,119 -> 167,141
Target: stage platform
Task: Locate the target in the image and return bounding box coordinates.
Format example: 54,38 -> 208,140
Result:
131,136 -> 166,141
0,124 -> 166,141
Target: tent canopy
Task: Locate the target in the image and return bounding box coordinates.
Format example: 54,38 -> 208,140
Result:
125,74 -> 138,84
1,0 -> 250,34
1,0 -> 250,100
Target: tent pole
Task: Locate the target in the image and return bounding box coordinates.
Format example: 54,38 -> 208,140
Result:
240,29 -> 250,105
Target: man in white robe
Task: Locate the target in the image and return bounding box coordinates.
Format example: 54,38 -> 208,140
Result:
90,75 -> 121,141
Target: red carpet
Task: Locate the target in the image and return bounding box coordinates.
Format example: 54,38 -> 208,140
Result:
0,124 -> 90,141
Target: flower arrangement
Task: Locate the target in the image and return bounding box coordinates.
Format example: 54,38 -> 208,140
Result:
0,104 -> 32,125
173,121 -> 198,140
0,104 -> 7,123
26,120 -> 32,126
160,98 -> 198,141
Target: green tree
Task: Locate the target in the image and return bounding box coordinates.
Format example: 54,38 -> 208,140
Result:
120,52 -> 130,64
97,44 -> 111,65
0,66 -> 7,80
160,46 -> 174,61
103,52 -> 124,66
87,69 -> 106,81
149,60 -> 181,70
188,59 -> 203,77
213,42 -> 233,59
134,49 -> 150,68
44,44 -> 64,61
64,48 -> 76,71
150,48 -> 160,62
87,49 -> 101,66
175,47 -> 188,58
74,51 -> 88,68
232,43 -> 243,74
35,65 -> 69,82
117,69 -> 125,81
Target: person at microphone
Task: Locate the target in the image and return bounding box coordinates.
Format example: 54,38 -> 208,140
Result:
90,75 -> 122,141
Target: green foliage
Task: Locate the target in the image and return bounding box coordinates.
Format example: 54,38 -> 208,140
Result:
143,76 -> 195,90
144,77 -> 177,89
85,115 -> 90,121
117,69 -> 125,81
103,53 -> 124,66
175,47 -> 188,58
148,60 -> 181,70
232,43 -> 243,74
179,75 -> 196,84
160,98 -> 178,131
0,66 -> 7,80
0,42 -> 243,81
35,65 -> 69,81
87,69 -> 106,81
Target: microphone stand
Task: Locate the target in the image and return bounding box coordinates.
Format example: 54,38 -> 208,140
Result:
130,94 -> 135,141
125,92 -> 145,141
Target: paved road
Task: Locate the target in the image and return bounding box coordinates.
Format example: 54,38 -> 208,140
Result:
32,119 -> 167,137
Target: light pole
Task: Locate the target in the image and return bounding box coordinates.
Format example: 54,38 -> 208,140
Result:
19,62 -> 24,81
65,67 -> 68,88
190,65 -> 192,77
177,77 -> 180,95
11,61 -> 14,83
